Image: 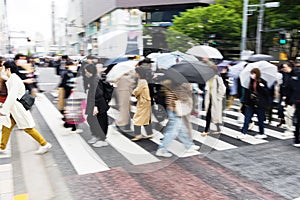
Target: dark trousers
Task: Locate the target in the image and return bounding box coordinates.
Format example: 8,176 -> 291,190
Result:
204,101 -> 212,132
87,112 -> 108,140
134,124 -> 153,135
294,102 -> 300,144
242,106 -> 265,135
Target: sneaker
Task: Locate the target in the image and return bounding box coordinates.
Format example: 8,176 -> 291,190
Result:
35,143 -> 52,155
155,148 -> 172,157
71,129 -> 83,134
92,141 -> 109,148
236,133 -> 246,140
0,149 -> 6,154
248,122 -> 255,130
87,136 -> 99,144
293,143 -> 300,148
201,132 -> 209,137
144,134 -> 154,139
186,145 -> 200,153
131,135 -> 143,141
254,134 -> 268,139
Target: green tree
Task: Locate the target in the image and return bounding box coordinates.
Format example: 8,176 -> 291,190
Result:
169,4 -> 242,48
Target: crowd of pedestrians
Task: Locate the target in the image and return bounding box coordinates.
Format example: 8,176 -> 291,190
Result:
1,52 -> 300,158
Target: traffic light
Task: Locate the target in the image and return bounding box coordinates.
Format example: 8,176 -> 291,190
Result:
279,33 -> 286,45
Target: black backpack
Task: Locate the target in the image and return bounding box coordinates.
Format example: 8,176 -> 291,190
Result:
99,80 -> 114,102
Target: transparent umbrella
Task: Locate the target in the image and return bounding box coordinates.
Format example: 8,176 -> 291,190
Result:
239,61 -> 278,88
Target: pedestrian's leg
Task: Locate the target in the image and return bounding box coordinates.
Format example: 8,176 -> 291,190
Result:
204,102 -> 212,133
241,106 -> 254,134
131,125 -> 143,141
256,108 -> 266,135
294,103 -> 300,144
24,128 -> 47,146
144,124 -> 153,137
160,110 -> 179,149
0,117 -> 16,150
97,112 -> 108,138
177,119 -> 194,149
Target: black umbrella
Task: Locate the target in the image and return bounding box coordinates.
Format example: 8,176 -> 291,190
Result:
164,61 -> 216,84
247,54 -> 274,62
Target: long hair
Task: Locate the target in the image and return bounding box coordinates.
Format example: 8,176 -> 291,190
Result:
250,68 -> 261,81
3,61 -> 19,73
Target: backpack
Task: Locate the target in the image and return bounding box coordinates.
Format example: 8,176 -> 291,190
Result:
99,80 -> 114,102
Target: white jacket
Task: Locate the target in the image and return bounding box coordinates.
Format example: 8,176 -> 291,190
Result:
0,73 -> 35,129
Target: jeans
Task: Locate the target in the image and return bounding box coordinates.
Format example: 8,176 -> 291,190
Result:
241,106 -> 265,135
159,109 -> 194,151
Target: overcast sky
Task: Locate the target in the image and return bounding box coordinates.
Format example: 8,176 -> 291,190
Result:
6,0 -> 67,41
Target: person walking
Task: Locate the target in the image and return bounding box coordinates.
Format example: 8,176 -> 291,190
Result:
201,66 -> 226,136
131,67 -> 154,141
0,61 -> 51,154
155,80 -> 199,157
290,65 -> 300,147
280,62 -> 296,132
237,68 -> 270,139
114,70 -> 135,133
85,64 -> 110,148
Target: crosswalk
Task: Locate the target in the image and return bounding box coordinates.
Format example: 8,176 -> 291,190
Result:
2,93 -> 295,179
38,93 -> 296,174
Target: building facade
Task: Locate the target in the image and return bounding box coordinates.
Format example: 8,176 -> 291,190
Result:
78,0 -> 214,57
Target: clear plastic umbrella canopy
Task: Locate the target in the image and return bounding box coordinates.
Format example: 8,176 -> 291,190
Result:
186,45 -> 223,59
153,51 -> 198,70
106,60 -> 138,82
239,61 -> 278,88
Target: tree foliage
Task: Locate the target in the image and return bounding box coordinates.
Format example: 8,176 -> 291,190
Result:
169,4 -> 242,47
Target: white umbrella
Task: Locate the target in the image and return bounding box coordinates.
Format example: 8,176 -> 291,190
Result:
239,61 -> 278,88
106,60 -> 138,82
186,45 -> 223,59
154,51 -> 198,70
98,30 -> 128,58
228,61 -> 248,79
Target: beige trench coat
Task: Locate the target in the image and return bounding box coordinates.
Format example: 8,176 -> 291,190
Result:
0,74 -> 35,129
204,75 -> 226,124
132,79 -> 151,126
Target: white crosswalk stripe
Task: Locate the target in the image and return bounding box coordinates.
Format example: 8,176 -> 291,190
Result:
32,93 -> 295,174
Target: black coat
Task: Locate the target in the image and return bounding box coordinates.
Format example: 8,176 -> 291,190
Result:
289,69 -> 300,104
85,76 -> 109,115
243,78 -> 270,108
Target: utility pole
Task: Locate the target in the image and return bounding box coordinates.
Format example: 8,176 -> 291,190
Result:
256,0 -> 265,54
240,0 -> 249,54
52,1 -> 56,45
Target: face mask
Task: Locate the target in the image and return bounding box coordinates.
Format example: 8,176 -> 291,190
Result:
17,60 -> 27,65
250,74 -> 256,79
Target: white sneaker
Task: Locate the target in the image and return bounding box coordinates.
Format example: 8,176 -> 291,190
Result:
293,143 -> 300,148
92,141 -> 109,148
236,133 -> 246,140
155,148 -> 172,157
87,136 -> 99,144
35,143 -> 52,155
71,129 -> 83,134
248,122 -> 255,130
0,149 -> 6,154
254,134 -> 268,139
186,145 -> 200,153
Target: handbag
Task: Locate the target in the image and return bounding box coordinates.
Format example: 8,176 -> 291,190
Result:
17,92 -> 35,110
64,99 -> 86,124
152,103 -> 168,122
175,100 -> 192,117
